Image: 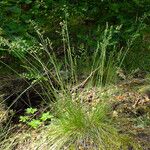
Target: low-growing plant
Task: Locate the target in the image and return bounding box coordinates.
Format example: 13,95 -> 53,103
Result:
35,97 -> 141,150
19,107 -> 53,129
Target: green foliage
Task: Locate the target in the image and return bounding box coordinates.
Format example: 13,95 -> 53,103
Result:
40,112 -> 53,122
19,116 -> 29,123
90,24 -> 126,86
0,35 -> 36,60
19,108 -> 53,129
26,107 -> 37,114
44,97 -> 140,150
27,119 -> 42,129
0,0 -> 149,72
0,1 -> 149,149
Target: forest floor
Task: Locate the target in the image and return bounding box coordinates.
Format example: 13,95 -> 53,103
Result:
0,75 -> 150,150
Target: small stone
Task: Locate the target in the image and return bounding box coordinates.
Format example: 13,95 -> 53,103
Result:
112,111 -> 118,117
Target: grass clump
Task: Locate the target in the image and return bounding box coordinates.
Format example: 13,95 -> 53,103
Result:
37,96 -> 140,150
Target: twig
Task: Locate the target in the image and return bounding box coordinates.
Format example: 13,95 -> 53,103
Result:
71,67 -> 100,93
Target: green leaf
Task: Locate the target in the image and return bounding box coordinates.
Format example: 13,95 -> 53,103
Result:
26,108 -> 37,114
27,119 -> 41,129
9,6 -> 21,14
19,116 -> 29,123
26,0 -> 32,4
40,112 -> 53,121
